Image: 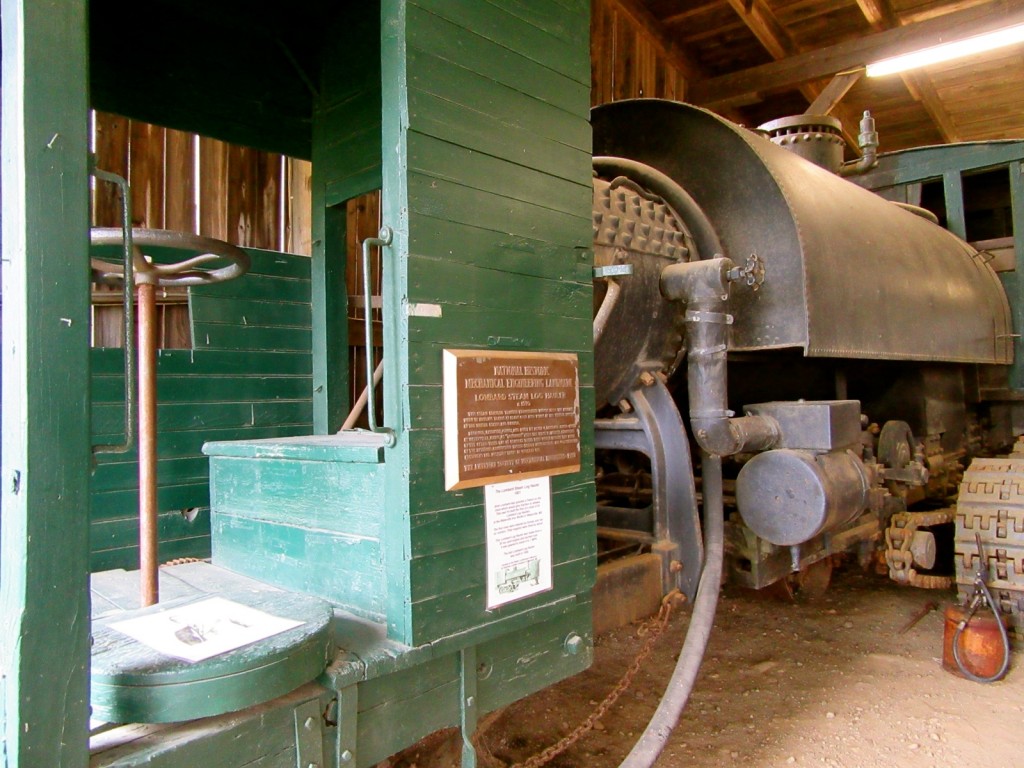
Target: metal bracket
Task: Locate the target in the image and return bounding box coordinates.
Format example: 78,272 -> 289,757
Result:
593,264 -> 634,279
90,162 -> 136,456
357,226 -> 396,447
293,697 -> 325,768
333,685 -> 359,767
459,647 -> 478,768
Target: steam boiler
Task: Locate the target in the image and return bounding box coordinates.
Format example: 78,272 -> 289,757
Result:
588,99 -> 1023,635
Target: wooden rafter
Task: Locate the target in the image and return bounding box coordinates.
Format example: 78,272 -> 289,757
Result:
690,1 -> 1024,107
723,0 -> 862,151
855,0 -> 961,142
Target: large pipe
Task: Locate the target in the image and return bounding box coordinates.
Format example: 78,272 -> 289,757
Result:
661,257 -> 780,456
619,453 -> 725,768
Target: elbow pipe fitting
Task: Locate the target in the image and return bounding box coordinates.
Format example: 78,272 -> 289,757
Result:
691,414 -> 781,457
664,257 -> 780,457
661,257 -> 732,303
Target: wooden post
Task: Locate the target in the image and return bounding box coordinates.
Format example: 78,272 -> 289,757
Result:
1,0 -> 92,764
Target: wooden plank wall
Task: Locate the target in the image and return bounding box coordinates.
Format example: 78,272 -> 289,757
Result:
393,0 -> 597,645
89,249 -> 314,571
590,0 -> 689,105
90,111 -> 314,347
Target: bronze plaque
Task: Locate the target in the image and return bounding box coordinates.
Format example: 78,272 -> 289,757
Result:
443,350 -> 581,490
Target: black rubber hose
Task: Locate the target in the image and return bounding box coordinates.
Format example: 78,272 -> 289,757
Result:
619,452 -> 724,768
952,579 -> 1011,683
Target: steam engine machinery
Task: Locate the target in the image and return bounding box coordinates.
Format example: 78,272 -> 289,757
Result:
4,3 -> 1024,768
590,99 -> 1023,634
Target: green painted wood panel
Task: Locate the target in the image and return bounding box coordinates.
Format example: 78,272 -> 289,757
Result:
311,3 -> 381,432
88,687 -> 327,768
409,214 -> 593,283
90,509 -> 212,560
187,296 -> 311,329
209,456 -> 384,539
375,0 -> 594,646
407,51 -> 589,152
407,89 -> 591,187
410,556 -> 595,645
410,0 -> 590,84
406,5 -> 588,115
89,249 -> 313,571
409,255 -> 591,316
407,173 -> 589,249
0,1 -> 93,763
353,601 -> 591,767
407,133 -> 591,219
212,512 -> 385,621
88,5 -> 318,159
93,398 -> 311,436
91,348 -> 312,376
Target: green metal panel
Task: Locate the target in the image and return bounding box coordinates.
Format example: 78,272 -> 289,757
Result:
89,250 -> 313,570
1010,161 -> 1024,390
0,0 -> 92,765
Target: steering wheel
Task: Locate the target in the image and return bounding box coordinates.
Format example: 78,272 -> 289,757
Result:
90,228 -> 250,286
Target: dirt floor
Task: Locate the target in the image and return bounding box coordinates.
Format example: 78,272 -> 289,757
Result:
384,565 -> 1023,768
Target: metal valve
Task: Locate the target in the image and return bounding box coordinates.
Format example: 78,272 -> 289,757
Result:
726,253 -> 765,290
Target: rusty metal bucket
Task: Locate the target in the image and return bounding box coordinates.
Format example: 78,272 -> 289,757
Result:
942,603 -> 1010,680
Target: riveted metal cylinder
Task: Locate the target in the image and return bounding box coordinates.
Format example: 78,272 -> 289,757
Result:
736,448 -> 871,546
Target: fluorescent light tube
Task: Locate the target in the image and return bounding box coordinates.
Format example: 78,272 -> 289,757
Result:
867,22 -> 1024,77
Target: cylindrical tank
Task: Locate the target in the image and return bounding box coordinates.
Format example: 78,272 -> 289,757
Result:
591,100 -> 1012,392
735,448 -> 872,546
757,114 -> 845,174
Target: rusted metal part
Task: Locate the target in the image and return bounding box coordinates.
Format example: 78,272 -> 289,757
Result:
137,282 -> 159,607
897,600 -> 938,635
488,591 -> 681,768
884,509 -> 955,589
942,603 -> 1010,679
956,457 -> 1024,638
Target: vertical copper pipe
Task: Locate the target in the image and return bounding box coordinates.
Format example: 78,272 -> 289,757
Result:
137,282 -> 159,606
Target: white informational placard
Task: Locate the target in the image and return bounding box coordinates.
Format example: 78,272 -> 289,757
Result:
485,476 -> 553,609
109,596 -> 303,663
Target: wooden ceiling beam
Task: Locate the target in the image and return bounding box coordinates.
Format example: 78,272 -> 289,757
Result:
690,0 -> 1024,106
723,0 -> 862,151
903,71 -> 962,142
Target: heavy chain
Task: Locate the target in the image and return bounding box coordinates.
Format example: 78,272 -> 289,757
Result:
884,510 -> 955,589
502,590 -> 681,768
160,557 -> 205,567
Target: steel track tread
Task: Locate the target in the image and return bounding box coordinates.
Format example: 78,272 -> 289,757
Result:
956,457 -> 1024,637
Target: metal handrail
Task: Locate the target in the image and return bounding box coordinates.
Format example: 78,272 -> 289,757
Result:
91,163 -> 136,455
359,226 -> 395,446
